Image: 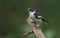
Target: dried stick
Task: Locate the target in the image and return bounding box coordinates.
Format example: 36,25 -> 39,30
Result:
26,17 -> 46,38
23,31 -> 34,37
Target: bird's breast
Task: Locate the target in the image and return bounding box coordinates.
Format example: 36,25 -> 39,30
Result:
29,13 -> 34,18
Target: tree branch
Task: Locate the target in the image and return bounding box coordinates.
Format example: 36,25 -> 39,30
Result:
23,17 -> 46,38
23,31 -> 33,37
27,18 -> 46,38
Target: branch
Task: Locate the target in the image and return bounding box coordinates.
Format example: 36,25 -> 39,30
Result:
23,17 -> 46,38
23,31 -> 33,37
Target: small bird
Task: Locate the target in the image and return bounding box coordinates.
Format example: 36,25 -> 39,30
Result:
28,8 -> 48,24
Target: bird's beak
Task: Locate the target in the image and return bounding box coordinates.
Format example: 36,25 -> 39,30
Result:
28,8 -> 31,11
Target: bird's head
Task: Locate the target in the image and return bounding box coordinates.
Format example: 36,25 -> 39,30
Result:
28,8 -> 36,13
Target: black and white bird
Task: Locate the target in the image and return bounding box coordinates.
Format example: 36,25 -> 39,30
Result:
28,8 -> 48,24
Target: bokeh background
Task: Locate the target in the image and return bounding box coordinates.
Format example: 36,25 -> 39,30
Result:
0,0 -> 60,38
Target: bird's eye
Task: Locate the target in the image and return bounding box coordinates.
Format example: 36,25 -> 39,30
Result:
29,9 -> 34,12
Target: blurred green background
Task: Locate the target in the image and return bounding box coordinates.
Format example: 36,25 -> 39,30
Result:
0,0 -> 60,38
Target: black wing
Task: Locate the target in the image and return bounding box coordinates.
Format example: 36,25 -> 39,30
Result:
41,17 -> 49,23
34,12 -> 49,24
34,12 -> 40,19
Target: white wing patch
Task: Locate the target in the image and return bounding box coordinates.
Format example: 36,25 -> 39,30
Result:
38,16 -> 42,18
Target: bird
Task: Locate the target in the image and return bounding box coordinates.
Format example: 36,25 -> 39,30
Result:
28,8 -> 48,24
